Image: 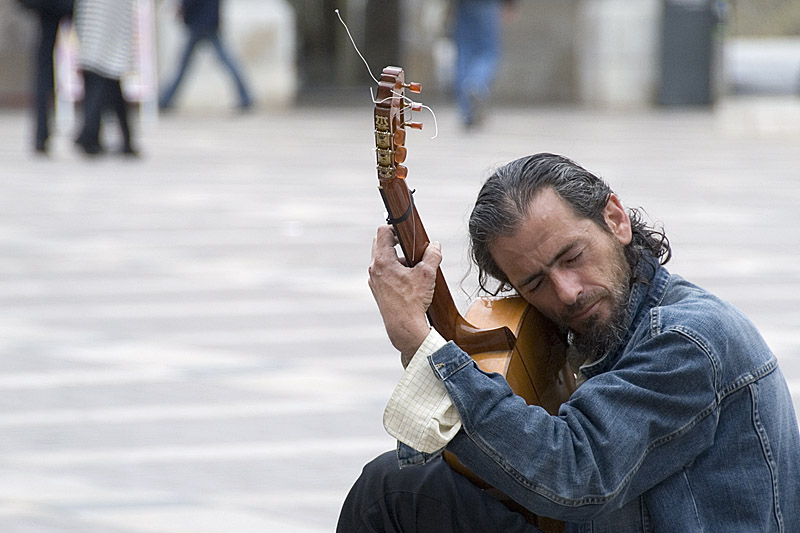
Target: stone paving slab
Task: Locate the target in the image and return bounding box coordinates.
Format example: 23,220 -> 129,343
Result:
0,98 -> 799,532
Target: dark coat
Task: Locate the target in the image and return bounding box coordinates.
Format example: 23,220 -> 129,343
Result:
181,0 -> 220,34
17,0 -> 74,17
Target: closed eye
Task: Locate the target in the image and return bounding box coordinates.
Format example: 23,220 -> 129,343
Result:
526,279 -> 542,293
519,244 -> 583,294
564,251 -> 583,265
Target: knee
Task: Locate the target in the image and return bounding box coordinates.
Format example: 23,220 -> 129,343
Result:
354,450 -> 399,496
342,450 -> 446,514
337,451 -> 398,532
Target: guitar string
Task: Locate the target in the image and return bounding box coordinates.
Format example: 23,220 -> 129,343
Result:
335,9 -> 439,140
335,9 -> 380,86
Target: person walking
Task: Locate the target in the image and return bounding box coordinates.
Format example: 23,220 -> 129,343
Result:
158,0 -> 253,111
452,0 -> 515,129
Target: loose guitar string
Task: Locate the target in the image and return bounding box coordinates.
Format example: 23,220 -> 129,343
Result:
335,8 -> 442,263
334,9 -> 439,140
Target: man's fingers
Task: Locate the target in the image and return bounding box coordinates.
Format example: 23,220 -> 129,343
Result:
366,229 -> 442,358
371,227 -> 441,281
419,241 -> 443,271
374,225 -> 399,249
371,226 -> 400,267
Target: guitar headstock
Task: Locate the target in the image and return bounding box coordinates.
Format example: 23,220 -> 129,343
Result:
374,66 -> 422,185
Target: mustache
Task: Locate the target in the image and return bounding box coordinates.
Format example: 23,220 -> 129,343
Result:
563,290 -> 606,320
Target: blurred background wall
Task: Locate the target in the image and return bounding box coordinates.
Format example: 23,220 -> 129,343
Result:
1,0 -> 799,110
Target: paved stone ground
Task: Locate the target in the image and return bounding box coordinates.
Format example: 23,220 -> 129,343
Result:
1,97 -> 799,532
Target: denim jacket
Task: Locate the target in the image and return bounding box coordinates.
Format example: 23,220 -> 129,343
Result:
403,257 -> 800,532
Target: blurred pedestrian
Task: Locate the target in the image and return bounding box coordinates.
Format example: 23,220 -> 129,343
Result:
452,0 -> 515,129
17,0 -> 75,154
159,0 -> 253,111
73,0 -> 139,156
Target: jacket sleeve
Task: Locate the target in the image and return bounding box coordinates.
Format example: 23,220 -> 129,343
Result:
435,328 -> 719,522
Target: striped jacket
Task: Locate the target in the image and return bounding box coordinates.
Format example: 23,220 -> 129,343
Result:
74,0 -> 134,79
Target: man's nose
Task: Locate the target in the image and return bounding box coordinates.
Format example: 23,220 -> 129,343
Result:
550,269 -> 582,307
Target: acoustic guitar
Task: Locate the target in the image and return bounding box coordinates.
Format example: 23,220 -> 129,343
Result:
372,66 -> 577,532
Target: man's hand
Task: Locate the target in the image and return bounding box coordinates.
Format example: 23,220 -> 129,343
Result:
368,225 -> 442,366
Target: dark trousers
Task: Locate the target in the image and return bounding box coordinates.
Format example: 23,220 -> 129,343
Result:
76,70 -> 133,152
33,12 -> 62,150
337,451 -> 543,532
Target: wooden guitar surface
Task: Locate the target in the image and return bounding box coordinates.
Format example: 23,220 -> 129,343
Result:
372,66 -> 576,532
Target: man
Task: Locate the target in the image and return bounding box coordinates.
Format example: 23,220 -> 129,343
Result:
338,153 -> 800,531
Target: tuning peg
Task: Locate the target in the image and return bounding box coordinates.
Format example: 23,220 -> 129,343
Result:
410,102 -> 423,112
394,146 -> 407,164
405,82 -> 421,93
396,165 -> 408,179
393,129 -> 406,146
404,121 -> 423,130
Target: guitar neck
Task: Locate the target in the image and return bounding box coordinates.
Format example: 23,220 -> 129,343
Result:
379,178 -> 462,337
373,65 -> 514,355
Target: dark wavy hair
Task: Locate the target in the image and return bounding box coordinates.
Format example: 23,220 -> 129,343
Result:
469,153 -> 671,294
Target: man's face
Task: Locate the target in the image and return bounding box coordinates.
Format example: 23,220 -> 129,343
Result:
488,188 -> 633,339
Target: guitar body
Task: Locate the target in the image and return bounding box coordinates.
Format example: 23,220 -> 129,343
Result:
372,66 -> 576,532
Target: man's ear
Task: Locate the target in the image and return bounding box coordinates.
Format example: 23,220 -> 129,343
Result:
604,194 -> 632,245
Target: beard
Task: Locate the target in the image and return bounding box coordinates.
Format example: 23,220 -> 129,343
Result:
566,241 -> 632,372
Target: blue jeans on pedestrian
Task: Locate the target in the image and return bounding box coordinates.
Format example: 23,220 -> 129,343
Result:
159,29 -> 252,109
454,0 -> 502,126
